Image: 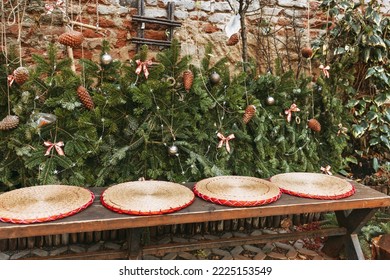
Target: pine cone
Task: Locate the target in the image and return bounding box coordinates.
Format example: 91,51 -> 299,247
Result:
183,69 -> 194,92
77,86 -> 94,110
308,118 -> 321,132
243,105 -> 256,124
0,115 -> 19,130
13,67 -> 29,85
227,33 -> 239,46
58,31 -> 84,48
301,46 -> 313,58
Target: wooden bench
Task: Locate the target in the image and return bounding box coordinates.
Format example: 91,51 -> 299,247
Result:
1,179 -> 390,260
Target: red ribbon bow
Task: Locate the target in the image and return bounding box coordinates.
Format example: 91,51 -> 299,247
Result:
321,165 -> 332,175
284,103 -> 300,122
7,74 -> 15,87
135,59 -> 153,79
217,132 -> 235,153
44,141 -> 65,156
319,64 -> 330,78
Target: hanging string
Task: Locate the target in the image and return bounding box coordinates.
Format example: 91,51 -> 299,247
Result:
16,1 -> 27,67
307,1 -> 312,78
96,0 -> 100,33
2,0 -> 11,116
307,1 -> 315,119
69,0 -> 74,29
77,0 -> 86,86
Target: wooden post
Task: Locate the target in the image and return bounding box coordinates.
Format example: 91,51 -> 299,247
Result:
127,228 -> 143,259
0,239 -> 8,251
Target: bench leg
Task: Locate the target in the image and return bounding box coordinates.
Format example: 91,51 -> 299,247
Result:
126,228 -> 143,260
322,208 -> 377,259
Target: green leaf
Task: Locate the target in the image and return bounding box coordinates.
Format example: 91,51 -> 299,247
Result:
372,12 -> 382,26
380,72 -> 389,86
345,156 -> 358,164
373,158 -> 379,172
364,48 -> 370,63
338,169 -> 350,177
351,124 -> 367,138
366,111 -> 378,121
365,67 -> 376,79
380,135 -> 390,149
369,137 -> 380,146
380,125 -> 389,133
374,94 -> 388,106
346,99 -> 360,108
374,49 -> 384,63
368,35 -> 386,48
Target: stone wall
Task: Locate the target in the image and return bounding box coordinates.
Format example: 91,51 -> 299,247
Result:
1,0 -> 390,72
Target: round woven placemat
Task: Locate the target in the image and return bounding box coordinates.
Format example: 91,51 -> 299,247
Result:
270,172 -> 355,200
101,181 -> 195,215
193,176 -> 281,207
0,185 -> 94,224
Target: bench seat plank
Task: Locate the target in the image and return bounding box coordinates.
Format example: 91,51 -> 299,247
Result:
0,180 -> 389,240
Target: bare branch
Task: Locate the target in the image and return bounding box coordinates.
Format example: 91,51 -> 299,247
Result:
225,0 -> 237,13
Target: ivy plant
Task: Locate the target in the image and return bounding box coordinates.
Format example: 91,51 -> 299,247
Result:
314,0 -> 390,171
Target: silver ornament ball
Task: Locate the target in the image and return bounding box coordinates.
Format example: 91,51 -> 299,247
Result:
101,53 -> 113,65
168,145 -> 178,155
266,96 -> 275,106
210,72 -> 221,84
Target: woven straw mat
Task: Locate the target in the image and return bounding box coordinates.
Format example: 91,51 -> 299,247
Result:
193,176 -> 281,207
0,185 -> 94,224
101,181 -> 195,215
270,172 -> 355,199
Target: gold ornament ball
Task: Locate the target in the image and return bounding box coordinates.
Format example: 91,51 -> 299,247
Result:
266,96 -> 275,106
168,145 -> 178,155
210,72 -> 221,84
101,53 -> 113,65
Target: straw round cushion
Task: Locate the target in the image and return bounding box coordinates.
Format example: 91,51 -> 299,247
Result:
0,185 -> 94,224
270,172 -> 355,200
101,181 -> 195,215
193,176 -> 281,207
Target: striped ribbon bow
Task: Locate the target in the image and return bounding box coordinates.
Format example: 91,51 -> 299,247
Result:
284,103 -> 300,123
44,141 -> 65,156
217,132 -> 235,153
135,59 -> 153,79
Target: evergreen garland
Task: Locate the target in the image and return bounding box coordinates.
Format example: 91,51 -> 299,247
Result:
0,40 -> 349,190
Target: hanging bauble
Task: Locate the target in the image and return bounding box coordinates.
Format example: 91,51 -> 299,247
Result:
308,118 -> 321,132
301,46 -> 313,59
183,69 -> 194,92
265,96 -> 275,106
243,105 -> 256,124
58,30 -> 84,48
13,67 -> 29,85
227,33 -> 239,46
101,53 -> 113,65
0,115 -> 19,130
77,86 -> 94,110
32,113 -> 57,128
168,145 -> 178,155
210,71 -> 221,85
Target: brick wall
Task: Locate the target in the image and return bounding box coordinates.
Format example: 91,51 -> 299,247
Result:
1,0 -> 389,71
